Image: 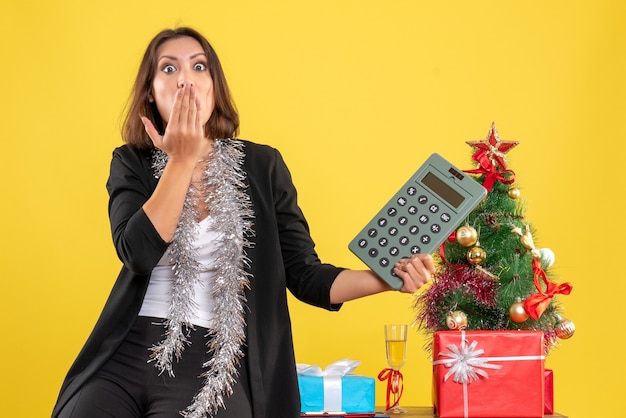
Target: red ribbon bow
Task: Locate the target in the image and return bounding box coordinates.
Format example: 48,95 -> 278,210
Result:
377,368 -> 404,411
523,259 -> 573,320
464,150 -> 516,192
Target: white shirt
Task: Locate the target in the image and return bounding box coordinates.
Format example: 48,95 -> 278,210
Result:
138,217 -> 219,329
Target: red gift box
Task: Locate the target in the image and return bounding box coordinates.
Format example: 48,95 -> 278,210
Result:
544,369 -> 554,414
432,330 -> 545,418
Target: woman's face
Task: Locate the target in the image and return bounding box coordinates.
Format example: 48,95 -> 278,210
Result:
151,36 -> 215,129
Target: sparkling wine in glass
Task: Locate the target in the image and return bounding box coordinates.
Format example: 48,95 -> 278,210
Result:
384,324 -> 408,414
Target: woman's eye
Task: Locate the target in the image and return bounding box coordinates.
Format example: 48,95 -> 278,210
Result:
194,62 -> 207,71
162,64 -> 176,73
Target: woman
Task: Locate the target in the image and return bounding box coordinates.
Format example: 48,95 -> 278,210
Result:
52,27 -> 435,418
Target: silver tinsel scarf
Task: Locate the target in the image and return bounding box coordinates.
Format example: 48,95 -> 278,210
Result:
151,139 -> 254,418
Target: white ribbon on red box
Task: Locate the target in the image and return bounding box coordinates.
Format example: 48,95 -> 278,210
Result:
297,359 -> 360,412
432,331 -> 545,418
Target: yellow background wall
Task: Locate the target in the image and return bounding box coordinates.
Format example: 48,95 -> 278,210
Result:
1,1 -> 623,416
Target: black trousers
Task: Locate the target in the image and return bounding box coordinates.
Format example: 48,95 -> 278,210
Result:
58,316 -> 253,417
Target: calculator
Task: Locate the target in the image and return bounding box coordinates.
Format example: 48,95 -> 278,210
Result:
348,153 -> 487,289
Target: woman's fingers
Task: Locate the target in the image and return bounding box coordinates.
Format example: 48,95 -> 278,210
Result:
177,83 -> 200,132
158,83 -> 203,158
393,254 -> 435,293
178,84 -> 191,128
169,84 -> 185,128
141,117 -> 162,148
187,85 -> 200,134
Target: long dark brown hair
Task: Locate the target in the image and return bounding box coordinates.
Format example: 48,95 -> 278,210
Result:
122,27 -> 239,148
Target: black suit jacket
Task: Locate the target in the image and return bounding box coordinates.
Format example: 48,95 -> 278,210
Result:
52,140 -> 343,417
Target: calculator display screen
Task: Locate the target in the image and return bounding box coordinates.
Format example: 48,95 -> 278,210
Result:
421,172 -> 465,208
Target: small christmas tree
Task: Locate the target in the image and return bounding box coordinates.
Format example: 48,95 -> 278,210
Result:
414,123 -> 574,354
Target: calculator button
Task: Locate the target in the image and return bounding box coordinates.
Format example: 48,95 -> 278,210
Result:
399,236 -> 409,246
367,228 -> 378,237
398,216 -> 408,226
379,237 -> 389,247
419,215 -> 429,224
388,227 -> 398,236
407,186 -> 417,196
377,218 -> 388,227
431,224 -> 441,233
358,239 -> 368,248
429,204 -> 439,213
387,207 -> 398,217
408,206 -> 418,215
389,247 -> 399,256
379,257 -> 390,267
420,235 -> 431,244
409,225 -> 419,235
418,195 -> 428,204
397,197 -> 407,206
411,245 -> 421,254
368,248 -> 378,257
440,213 -> 451,223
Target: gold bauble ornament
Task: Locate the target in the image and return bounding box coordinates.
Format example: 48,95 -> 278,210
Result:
508,299 -> 529,323
467,245 -> 487,265
512,225 -> 535,252
555,318 -> 575,339
456,225 -> 478,247
446,310 -> 468,330
508,187 -> 521,199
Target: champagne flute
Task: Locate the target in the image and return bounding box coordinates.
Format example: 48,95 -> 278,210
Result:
384,324 -> 408,414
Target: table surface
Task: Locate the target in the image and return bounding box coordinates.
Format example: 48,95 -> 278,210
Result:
375,406 -> 567,417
